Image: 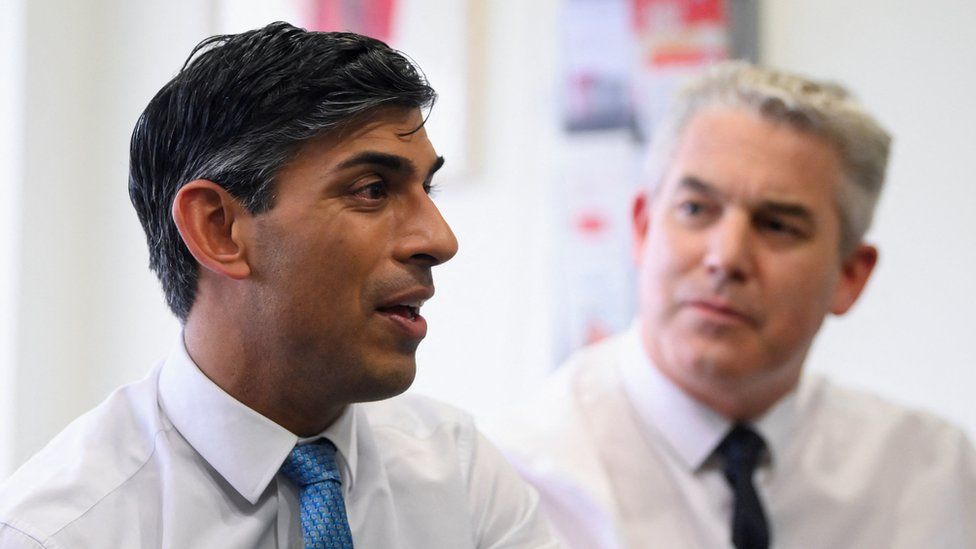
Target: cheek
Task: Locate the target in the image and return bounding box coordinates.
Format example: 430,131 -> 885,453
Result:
642,225 -> 697,280
638,239 -> 684,318
763,261 -> 837,338
260,232 -> 359,308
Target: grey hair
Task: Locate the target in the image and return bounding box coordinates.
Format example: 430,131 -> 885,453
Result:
643,61 -> 892,253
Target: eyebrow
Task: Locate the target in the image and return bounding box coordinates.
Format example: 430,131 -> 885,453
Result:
679,175 -> 814,220
335,151 -> 445,180
678,175 -> 722,198
757,201 -> 813,220
427,156 -> 446,180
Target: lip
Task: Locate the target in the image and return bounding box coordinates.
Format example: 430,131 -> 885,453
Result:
376,287 -> 435,310
683,299 -> 757,327
376,286 -> 435,341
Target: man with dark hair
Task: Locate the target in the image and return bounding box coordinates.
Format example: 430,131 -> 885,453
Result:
0,22 -> 556,548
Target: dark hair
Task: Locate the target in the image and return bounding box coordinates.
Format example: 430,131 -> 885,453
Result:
128,22 -> 436,321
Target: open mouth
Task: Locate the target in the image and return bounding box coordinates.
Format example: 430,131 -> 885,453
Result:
376,298 -> 429,340
377,304 -> 420,321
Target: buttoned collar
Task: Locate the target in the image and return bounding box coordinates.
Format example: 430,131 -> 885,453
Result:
158,332 -> 359,504
297,407 -> 358,497
618,320 -> 804,472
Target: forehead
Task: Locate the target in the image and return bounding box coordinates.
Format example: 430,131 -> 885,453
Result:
268,107 -> 439,204
312,107 -> 436,160
662,108 -> 844,206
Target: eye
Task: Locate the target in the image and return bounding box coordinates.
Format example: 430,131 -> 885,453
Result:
673,198 -> 718,228
679,200 -> 705,216
757,216 -> 803,238
676,198 -> 716,221
353,179 -> 388,201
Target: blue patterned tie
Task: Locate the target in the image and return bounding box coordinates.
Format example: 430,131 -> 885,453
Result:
280,440 -> 355,549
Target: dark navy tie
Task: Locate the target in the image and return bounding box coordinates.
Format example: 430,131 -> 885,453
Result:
717,424 -> 769,549
280,440 -> 355,549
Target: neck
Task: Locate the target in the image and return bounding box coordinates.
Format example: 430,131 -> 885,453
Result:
182,298 -> 346,436
681,372 -> 798,421
641,333 -> 802,422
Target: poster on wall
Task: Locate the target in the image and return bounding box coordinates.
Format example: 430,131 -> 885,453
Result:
631,0 -> 731,141
306,0 -> 397,43
553,0 -> 640,366
211,0 -> 483,181
552,131 -> 641,363
560,0 -> 635,132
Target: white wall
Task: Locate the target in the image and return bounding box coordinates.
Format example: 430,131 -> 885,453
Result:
3,0 -> 975,478
0,0 -> 26,478
8,0 -> 198,474
763,1 -> 976,438
410,0 -> 561,423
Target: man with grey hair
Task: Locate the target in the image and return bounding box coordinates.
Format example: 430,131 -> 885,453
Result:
498,62 -> 976,548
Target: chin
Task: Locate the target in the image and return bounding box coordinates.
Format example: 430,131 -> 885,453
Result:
682,344 -> 764,381
357,357 -> 417,402
696,359 -> 764,382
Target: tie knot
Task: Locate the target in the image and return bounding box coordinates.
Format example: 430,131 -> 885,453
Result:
717,424 -> 767,479
280,439 -> 342,487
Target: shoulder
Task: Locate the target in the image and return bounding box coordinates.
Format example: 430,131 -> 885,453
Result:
0,366 -> 168,545
498,334 -> 627,453
486,337 -> 633,546
358,393 -> 480,467
0,524 -> 46,549
360,396 -> 559,547
360,391 -> 475,439
797,377 -> 976,535
357,393 -> 506,500
488,335 -> 629,495
815,377 -> 970,447
360,393 -> 473,430
806,376 -> 975,477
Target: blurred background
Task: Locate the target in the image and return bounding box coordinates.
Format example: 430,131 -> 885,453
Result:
1,0 -> 975,479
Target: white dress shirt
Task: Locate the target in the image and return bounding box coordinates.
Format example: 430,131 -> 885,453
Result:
0,335 -> 557,549
494,322 -> 976,548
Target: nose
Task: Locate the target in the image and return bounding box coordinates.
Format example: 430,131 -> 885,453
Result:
395,193 -> 459,267
704,212 -> 753,284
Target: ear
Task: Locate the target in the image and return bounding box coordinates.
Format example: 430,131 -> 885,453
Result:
829,244 -> 878,315
171,179 -> 251,280
632,190 -> 651,263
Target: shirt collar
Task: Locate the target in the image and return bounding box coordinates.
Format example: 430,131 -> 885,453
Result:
296,405 -> 359,495
619,319 -> 804,471
620,320 -> 729,470
753,373 -> 810,468
158,332 -> 359,504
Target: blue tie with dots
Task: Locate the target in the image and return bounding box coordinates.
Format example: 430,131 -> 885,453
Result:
280,440 -> 355,549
